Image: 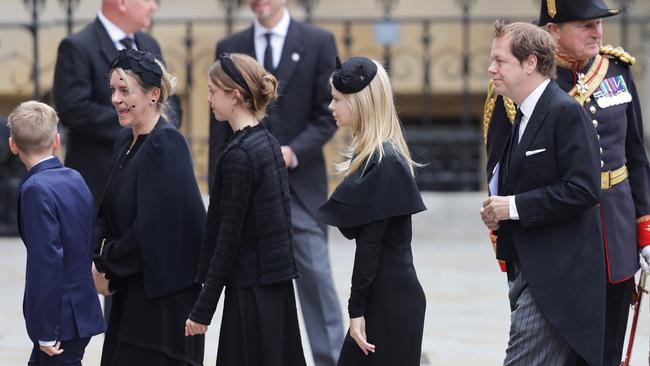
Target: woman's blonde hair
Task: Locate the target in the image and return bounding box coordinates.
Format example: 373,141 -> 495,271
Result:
208,53 -> 278,120
337,60 -> 418,176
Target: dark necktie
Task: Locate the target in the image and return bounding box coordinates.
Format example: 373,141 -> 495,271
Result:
264,33 -> 274,72
120,37 -> 134,50
510,109 -> 523,152
502,109 -> 523,184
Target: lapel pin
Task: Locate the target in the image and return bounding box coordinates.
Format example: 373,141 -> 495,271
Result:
291,52 -> 300,62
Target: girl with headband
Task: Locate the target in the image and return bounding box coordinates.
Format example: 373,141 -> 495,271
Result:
185,53 -> 306,366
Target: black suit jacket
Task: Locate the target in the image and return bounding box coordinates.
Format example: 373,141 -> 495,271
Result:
493,81 -> 606,366
53,18 -> 179,204
209,19 -> 338,217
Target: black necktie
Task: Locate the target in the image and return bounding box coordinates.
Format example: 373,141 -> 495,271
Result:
263,33 -> 274,72
120,37 -> 134,50
510,109 -> 523,152
502,109 -> 523,183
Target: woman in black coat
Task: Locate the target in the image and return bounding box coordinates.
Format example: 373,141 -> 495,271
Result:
318,57 -> 427,366
184,53 -> 305,366
92,49 -> 206,366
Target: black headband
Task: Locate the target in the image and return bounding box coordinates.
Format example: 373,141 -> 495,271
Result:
109,49 -> 162,87
218,53 -> 253,97
332,56 -> 378,94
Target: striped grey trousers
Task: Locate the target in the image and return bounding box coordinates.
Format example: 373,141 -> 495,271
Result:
504,267 -> 572,366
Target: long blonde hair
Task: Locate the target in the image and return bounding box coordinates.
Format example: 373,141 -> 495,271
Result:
337,60 -> 418,176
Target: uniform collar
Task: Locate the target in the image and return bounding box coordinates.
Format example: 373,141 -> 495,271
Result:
555,50 -> 590,71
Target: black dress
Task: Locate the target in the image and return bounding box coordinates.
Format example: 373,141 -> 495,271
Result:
94,119 -> 206,366
189,124 -> 305,366
316,144 -> 427,366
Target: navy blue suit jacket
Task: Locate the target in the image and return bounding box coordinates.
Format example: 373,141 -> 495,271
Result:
18,157 -> 105,343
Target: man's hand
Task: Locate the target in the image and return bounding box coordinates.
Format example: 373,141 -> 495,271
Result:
281,146 -> 295,168
185,319 -> 208,336
481,196 -> 511,229
92,263 -> 114,296
480,207 -> 500,230
640,247 -> 650,273
349,316 -> 375,356
40,341 -> 63,357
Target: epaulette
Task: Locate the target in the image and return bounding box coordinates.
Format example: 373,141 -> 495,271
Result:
600,44 -> 635,65
482,81 -> 516,143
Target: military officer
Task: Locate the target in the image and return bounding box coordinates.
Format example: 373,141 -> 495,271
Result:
483,1 -> 650,364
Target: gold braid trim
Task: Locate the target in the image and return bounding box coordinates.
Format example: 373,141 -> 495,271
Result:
600,44 -> 636,65
482,81 -> 516,144
568,54 -> 609,106
503,97 -> 516,124
482,80 -> 498,144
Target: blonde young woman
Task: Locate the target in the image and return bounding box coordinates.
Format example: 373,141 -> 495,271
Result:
317,57 -> 426,366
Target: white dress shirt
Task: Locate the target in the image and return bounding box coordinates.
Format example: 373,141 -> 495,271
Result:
253,8 -> 290,70
97,11 -> 136,50
509,78 -> 551,220
252,8 -> 299,168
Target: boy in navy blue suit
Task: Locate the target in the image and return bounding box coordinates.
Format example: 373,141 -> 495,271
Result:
7,101 -> 105,365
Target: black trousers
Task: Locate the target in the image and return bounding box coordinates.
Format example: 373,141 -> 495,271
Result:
603,278 -> 635,366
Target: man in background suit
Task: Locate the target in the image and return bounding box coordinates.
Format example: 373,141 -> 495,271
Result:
8,101 -> 105,366
481,21 -> 606,365
208,1 -> 343,364
52,0 -> 179,205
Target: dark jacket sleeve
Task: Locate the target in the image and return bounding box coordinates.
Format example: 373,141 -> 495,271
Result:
93,219 -> 142,280
348,218 -> 388,318
287,31 -> 338,165
21,183 -> 64,341
190,147 -> 253,325
515,101 -> 601,227
93,131 -> 142,280
53,38 -> 117,140
622,68 -> 650,219
135,124 -> 206,298
485,94 -> 513,180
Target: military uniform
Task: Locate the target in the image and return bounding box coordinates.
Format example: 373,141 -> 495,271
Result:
555,48 -> 650,281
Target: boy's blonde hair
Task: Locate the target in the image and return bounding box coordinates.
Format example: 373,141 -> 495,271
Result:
7,101 -> 58,154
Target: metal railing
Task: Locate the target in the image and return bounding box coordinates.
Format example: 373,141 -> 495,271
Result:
2,0 -> 649,190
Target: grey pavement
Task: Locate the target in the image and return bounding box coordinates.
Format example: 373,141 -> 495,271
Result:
1,192 -> 649,365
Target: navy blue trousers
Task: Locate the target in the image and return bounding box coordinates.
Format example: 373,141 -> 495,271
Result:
28,337 -> 90,366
